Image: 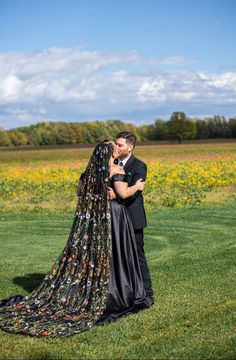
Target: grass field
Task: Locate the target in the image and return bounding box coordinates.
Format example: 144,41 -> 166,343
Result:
0,200 -> 235,359
0,141 -> 235,359
1,141 -> 236,164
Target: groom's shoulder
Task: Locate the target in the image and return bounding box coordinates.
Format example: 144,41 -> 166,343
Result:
132,155 -> 147,168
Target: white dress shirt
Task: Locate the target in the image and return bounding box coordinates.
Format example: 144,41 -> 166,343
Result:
118,154 -> 131,167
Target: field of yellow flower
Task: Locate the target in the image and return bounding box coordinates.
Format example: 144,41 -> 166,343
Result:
0,142 -> 235,212
145,158 -> 236,207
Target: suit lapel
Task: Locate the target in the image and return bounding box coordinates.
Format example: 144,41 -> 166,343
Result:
124,154 -> 135,171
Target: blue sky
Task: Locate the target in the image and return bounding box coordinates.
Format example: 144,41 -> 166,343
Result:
0,0 -> 235,129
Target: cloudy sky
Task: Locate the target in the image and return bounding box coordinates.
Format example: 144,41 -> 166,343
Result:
0,0 -> 236,130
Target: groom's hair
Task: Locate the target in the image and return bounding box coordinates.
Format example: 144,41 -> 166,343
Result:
115,131 -> 137,149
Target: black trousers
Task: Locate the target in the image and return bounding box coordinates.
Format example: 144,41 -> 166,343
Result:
134,228 -> 154,297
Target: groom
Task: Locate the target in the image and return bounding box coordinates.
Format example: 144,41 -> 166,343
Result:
108,131 -> 154,306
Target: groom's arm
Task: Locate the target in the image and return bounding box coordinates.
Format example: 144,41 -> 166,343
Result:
124,161 -> 147,204
132,163 -> 147,183
107,163 -> 147,201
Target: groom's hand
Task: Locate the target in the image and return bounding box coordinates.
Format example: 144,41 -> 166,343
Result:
108,187 -> 117,200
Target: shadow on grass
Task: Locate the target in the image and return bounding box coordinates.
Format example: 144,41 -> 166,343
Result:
13,272 -> 46,292
28,355 -> 58,360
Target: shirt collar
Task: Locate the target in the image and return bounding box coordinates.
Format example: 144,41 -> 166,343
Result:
118,154 -> 131,167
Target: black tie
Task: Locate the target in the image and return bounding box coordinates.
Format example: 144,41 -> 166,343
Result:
119,161 -> 123,167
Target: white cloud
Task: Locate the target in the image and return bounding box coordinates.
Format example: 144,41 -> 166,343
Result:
0,46 -> 235,129
1,75 -> 24,101
149,56 -> 198,66
137,79 -> 167,102
209,72 -> 236,89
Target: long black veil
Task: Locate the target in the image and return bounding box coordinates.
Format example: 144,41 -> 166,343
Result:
0,142 -> 113,338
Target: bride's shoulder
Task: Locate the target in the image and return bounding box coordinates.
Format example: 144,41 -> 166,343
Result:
110,165 -> 125,177
115,165 -> 125,174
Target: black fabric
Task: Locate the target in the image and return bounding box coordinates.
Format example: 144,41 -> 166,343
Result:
112,173 -> 128,182
95,175 -> 151,325
134,229 -> 154,297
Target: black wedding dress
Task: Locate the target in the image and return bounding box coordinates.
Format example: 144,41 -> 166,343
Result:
95,173 -> 150,325
0,143 -> 151,338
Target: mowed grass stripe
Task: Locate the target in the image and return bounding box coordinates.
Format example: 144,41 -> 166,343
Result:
0,200 -> 235,359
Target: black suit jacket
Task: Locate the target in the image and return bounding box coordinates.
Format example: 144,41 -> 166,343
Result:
115,154 -> 147,230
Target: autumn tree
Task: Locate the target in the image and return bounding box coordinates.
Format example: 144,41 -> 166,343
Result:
0,129 -> 11,146
8,130 -> 28,146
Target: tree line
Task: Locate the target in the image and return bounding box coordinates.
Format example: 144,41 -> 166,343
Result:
0,112 -> 236,147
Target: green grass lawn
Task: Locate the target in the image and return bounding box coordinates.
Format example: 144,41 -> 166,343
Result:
0,200 -> 235,359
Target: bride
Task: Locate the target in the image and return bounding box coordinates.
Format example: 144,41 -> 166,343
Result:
0,141 -> 152,338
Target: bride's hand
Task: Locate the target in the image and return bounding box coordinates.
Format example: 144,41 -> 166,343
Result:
135,178 -> 145,191
108,187 -> 116,200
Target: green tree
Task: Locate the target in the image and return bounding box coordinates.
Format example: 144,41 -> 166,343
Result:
136,125 -> 150,141
0,129 -> 11,146
194,118 -> 209,139
54,123 -> 75,144
152,119 -> 168,140
228,117 -> 236,138
205,116 -> 229,138
167,112 -> 196,144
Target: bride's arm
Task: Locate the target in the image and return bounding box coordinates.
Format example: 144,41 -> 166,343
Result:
113,171 -> 145,199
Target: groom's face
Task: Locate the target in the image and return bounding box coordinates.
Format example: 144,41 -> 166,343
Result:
115,138 -> 133,159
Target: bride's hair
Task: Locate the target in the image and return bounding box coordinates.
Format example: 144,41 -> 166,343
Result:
78,141 -> 115,197
82,141 -> 113,195
102,139 -> 116,155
